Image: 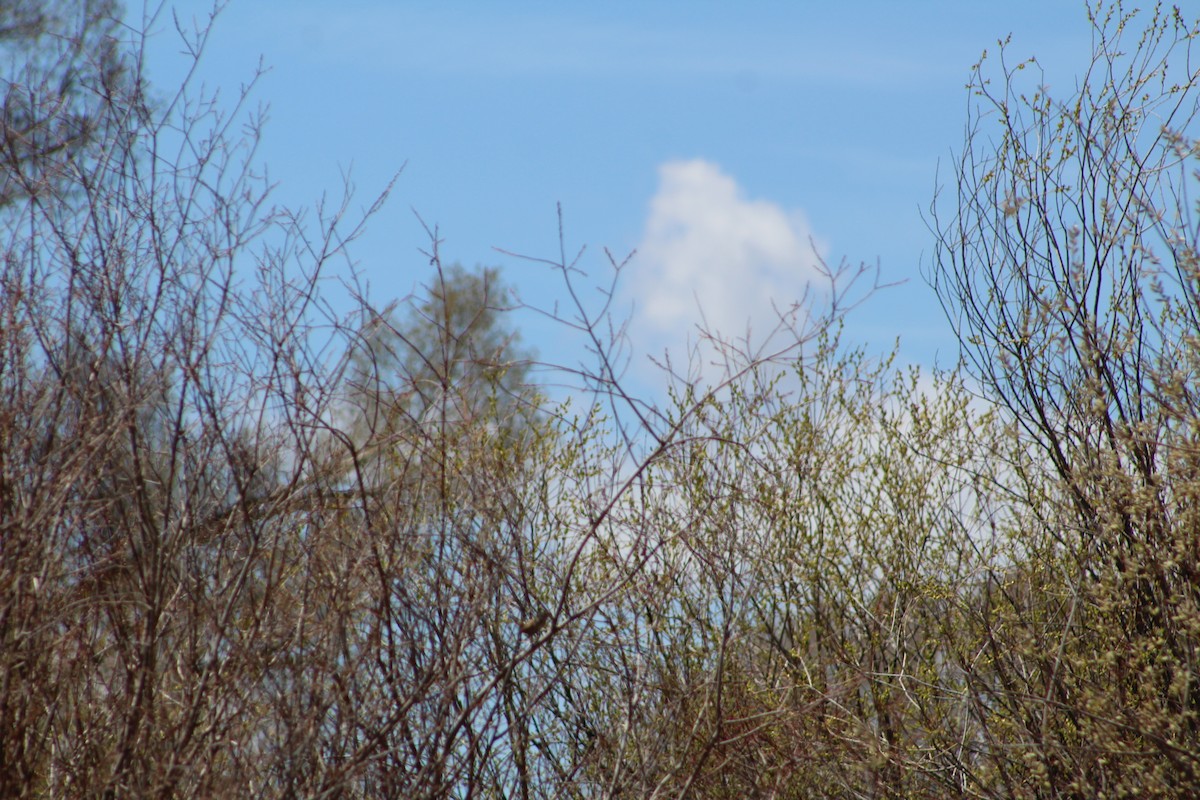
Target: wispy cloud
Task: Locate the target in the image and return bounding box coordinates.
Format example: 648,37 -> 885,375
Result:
626,159 -> 826,375
238,5 -> 931,87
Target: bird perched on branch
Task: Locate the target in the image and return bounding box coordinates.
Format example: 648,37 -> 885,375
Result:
520,610 -> 550,638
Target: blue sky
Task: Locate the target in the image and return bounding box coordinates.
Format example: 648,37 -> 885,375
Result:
148,1 -> 1103,385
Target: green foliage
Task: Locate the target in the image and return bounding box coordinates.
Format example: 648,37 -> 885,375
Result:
931,1 -> 1200,795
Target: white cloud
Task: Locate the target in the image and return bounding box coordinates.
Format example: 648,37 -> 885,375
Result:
627,159 -> 826,373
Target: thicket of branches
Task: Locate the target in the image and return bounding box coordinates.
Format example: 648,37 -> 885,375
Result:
3,1 -> 1200,798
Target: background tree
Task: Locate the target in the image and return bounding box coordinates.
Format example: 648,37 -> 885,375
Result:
0,0 -> 127,208
350,261 -> 534,433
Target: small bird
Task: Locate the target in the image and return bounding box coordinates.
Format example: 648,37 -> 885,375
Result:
519,610 -> 550,638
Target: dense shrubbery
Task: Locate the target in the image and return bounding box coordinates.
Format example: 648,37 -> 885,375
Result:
3,2 -> 1200,797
